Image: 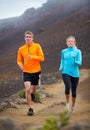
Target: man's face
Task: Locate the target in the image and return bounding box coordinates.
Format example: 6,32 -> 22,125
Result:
25,34 -> 33,45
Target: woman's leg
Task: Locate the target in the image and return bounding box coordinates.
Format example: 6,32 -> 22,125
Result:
62,74 -> 71,107
71,77 -> 79,111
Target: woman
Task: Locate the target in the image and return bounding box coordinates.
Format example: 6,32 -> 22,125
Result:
59,36 -> 82,112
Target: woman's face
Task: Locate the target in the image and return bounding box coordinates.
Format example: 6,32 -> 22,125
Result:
66,38 -> 75,47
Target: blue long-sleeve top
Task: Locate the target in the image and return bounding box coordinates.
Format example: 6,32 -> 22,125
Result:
59,47 -> 82,77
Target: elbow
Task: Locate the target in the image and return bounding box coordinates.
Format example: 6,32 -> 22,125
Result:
42,58 -> 45,62
78,61 -> 82,66
41,56 -> 45,61
79,62 -> 82,66
80,60 -> 82,65
59,66 -> 63,71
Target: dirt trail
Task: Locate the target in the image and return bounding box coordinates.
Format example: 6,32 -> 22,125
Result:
0,69 -> 90,129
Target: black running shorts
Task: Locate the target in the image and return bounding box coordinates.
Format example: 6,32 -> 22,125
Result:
23,71 -> 41,85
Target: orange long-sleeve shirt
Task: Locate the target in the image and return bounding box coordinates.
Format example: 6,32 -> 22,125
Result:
17,42 -> 44,73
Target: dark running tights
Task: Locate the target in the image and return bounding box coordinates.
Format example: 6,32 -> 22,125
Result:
62,74 -> 79,97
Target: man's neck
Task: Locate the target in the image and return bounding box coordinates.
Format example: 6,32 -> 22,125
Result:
26,42 -> 32,46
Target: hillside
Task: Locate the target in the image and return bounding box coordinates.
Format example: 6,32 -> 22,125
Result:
0,69 -> 90,130
0,0 -> 90,98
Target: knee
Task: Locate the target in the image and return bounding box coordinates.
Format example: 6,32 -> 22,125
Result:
65,90 -> 70,95
26,87 -> 30,93
72,92 -> 76,97
65,87 -> 70,94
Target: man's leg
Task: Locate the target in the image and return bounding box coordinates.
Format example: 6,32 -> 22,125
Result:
24,81 -> 34,115
24,81 -> 32,108
31,72 -> 40,102
31,85 -> 37,102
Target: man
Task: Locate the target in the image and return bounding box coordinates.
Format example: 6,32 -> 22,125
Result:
17,31 -> 44,115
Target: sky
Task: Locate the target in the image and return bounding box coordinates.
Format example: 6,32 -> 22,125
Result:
0,0 -> 47,19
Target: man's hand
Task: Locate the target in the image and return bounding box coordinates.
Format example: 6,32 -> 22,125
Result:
27,54 -> 31,60
19,65 -> 24,71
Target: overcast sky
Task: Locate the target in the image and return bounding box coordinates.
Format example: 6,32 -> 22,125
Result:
0,0 -> 47,19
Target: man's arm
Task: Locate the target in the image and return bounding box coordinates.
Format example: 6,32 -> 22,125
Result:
30,44 -> 45,61
17,49 -> 24,70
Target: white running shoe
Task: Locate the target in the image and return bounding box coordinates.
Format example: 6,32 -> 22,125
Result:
70,107 -> 75,113
65,103 -> 70,111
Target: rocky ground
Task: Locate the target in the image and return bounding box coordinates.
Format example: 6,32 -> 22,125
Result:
0,69 -> 90,130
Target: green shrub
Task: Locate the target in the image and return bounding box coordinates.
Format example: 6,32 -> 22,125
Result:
18,89 -> 25,98
42,116 -> 58,130
30,111 -> 70,130
59,110 -> 70,126
18,90 -> 41,103
34,91 -> 41,103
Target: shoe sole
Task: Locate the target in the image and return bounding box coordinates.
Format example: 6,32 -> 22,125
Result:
27,111 -> 34,116
27,113 -> 34,116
